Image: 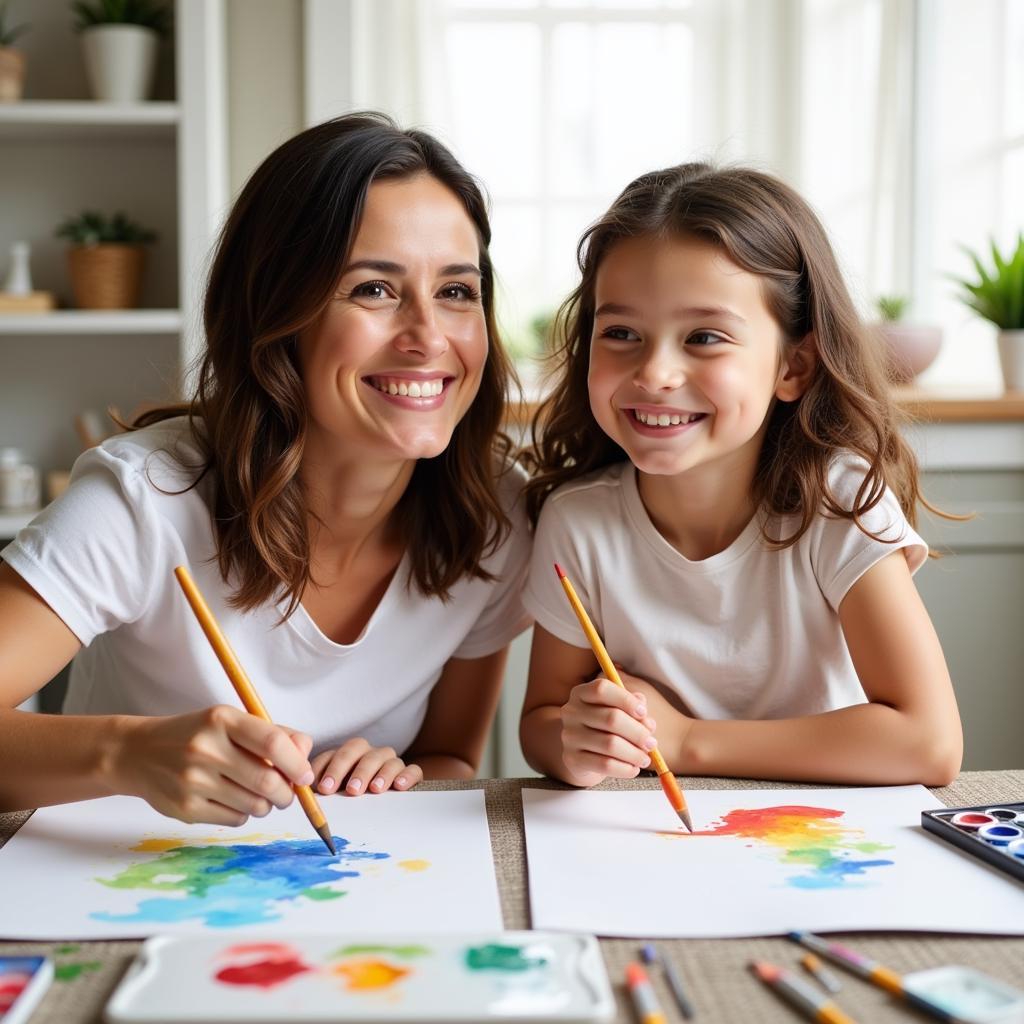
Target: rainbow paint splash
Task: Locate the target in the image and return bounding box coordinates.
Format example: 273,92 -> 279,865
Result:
92,836 -> 389,927
688,805 -> 894,889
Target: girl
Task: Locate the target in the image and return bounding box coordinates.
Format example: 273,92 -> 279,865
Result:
520,162 -> 962,789
0,113 -> 531,824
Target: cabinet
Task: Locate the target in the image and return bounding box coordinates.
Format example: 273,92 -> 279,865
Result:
0,0 -> 226,480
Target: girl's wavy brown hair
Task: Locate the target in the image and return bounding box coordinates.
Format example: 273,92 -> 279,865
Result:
134,112 -> 516,617
524,161 -> 947,544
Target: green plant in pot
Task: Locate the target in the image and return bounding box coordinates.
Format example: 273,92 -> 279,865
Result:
0,1 -> 30,102
953,234 -> 1024,392
56,211 -> 156,310
72,0 -> 171,102
872,293 -> 942,385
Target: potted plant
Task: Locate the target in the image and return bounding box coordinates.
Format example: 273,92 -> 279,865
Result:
872,294 -> 942,384
72,0 -> 170,103
0,1 -> 29,102
55,210 -> 156,309
954,235 -> 1024,392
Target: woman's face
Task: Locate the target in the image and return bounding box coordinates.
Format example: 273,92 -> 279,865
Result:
298,173 -> 488,464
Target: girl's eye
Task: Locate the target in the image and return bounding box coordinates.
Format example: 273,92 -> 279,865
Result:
600,325 -> 640,342
350,280 -> 392,301
687,331 -> 724,347
438,281 -> 481,302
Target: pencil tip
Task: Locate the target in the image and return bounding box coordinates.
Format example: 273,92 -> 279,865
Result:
553,562 -> 566,579
317,824 -> 336,855
678,809 -> 693,832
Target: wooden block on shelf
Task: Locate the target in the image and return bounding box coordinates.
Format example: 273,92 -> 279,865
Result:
0,291 -> 57,313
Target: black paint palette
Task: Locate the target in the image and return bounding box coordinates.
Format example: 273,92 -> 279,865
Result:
922,801 -> 1024,884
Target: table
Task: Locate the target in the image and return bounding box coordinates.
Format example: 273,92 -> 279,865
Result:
2,771 -> 1022,1022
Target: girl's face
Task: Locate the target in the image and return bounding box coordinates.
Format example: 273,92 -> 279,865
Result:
588,233 -> 803,480
298,173 -> 488,464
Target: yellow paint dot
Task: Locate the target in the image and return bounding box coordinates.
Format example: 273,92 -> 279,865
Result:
333,959 -> 410,990
132,838 -> 184,852
397,859 -> 430,872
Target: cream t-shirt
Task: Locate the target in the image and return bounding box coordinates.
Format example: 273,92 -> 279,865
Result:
523,459 -> 927,719
2,418 -> 532,755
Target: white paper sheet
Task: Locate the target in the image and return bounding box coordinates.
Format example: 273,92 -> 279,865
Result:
0,791 -> 503,939
523,786 -> 1024,937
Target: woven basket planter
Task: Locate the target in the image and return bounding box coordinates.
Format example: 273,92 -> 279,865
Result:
67,244 -> 146,309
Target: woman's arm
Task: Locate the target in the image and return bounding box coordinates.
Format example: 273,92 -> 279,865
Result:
0,563 -> 316,819
647,551 -> 963,786
405,647 -> 511,779
520,625 -> 657,787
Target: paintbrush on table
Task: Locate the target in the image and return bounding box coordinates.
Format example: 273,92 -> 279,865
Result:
554,562 -> 692,831
173,565 -> 336,855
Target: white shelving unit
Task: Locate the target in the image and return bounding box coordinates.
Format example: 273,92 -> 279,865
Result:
0,0 -> 226,487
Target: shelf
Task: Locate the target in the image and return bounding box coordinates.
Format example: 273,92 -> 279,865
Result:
0,510 -> 37,538
0,310 -> 182,335
0,101 -> 179,141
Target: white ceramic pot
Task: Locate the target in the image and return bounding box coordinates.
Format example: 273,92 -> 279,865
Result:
875,323 -> 943,384
80,24 -> 159,102
997,329 -> 1024,393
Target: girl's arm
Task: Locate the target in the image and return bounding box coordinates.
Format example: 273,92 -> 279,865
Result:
520,625 -> 658,787
654,551 -> 963,786
0,563 -> 316,819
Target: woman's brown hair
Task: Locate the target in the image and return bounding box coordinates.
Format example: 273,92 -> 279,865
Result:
135,112 -> 516,616
524,161 -> 946,544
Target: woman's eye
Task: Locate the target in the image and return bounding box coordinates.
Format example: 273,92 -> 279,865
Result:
687,331 -> 723,346
601,326 -> 640,342
438,282 -> 480,302
350,280 -> 391,301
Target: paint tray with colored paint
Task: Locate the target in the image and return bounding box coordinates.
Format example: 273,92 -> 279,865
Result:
922,802 -> 1024,884
103,933 -> 615,1023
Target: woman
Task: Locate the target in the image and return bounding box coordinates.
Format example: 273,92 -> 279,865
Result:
0,113 -> 531,825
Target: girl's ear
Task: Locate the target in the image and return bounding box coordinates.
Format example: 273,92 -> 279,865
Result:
775,333 -> 817,402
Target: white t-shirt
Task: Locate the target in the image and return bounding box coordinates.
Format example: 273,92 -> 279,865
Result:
2,418 -> 532,755
523,459 -> 927,720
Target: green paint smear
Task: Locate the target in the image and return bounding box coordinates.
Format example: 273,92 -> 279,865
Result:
331,944 -> 431,959
95,846 -> 236,897
55,961 -> 102,982
54,944 -> 81,954
301,887 -> 345,901
465,944 -> 548,972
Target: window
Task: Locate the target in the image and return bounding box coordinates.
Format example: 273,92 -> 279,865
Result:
305,0 -> 1022,388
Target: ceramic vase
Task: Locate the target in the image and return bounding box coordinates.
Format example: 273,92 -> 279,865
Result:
997,330 -> 1024,393
80,24 -> 159,102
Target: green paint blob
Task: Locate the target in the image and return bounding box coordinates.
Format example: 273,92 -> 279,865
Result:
54,944 -> 81,954
330,944 -> 431,959
301,887 -> 345,901
95,846 -> 236,897
464,944 -> 548,972
55,961 -> 102,982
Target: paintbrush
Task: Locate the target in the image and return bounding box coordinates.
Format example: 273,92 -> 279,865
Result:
553,562 -> 692,831
173,565 -> 336,855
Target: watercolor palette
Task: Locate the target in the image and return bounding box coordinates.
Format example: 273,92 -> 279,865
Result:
922,801 -> 1024,885
103,933 -> 614,1023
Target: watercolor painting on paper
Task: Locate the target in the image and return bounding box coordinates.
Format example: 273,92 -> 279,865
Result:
523,786 -> 1024,937
0,791 -> 502,939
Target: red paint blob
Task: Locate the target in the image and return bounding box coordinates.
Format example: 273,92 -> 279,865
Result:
690,805 -> 843,838
215,957 -> 312,989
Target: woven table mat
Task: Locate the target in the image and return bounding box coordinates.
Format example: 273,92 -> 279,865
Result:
2,771 -> 1022,1023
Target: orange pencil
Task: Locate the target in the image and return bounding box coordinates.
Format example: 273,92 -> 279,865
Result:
553,562 -> 692,831
173,565 -> 336,855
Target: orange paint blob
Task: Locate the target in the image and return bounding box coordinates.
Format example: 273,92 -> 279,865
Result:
332,959 -> 410,990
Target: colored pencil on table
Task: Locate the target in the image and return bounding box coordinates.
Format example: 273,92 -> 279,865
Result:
640,943 -> 695,1018
788,931 -> 956,1022
801,952 -> 843,994
750,961 -> 858,1024
626,962 -> 668,1024
173,565 -> 336,855
553,562 -> 692,831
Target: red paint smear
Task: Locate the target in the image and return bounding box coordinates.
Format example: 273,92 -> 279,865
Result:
690,805 -> 844,838
1,977 -> 30,1012
957,813 -> 992,824
221,943 -> 297,958
215,957 -> 312,989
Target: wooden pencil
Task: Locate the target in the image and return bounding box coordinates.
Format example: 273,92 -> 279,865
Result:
173,565 -> 336,854
553,562 -> 693,831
